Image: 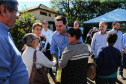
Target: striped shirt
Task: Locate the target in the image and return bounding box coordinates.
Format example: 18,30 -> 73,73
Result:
59,43 -> 89,68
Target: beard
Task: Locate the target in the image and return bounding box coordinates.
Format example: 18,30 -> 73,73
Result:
114,27 -> 119,30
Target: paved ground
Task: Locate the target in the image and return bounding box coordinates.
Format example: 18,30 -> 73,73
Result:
48,45 -> 126,84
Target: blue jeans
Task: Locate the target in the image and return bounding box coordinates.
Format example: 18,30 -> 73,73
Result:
119,54 -> 125,75
95,76 -> 117,84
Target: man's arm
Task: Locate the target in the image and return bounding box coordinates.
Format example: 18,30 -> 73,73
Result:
0,40 -> 10,83
50,34 -> 57,58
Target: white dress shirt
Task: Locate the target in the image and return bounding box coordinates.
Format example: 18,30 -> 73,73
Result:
91,31 -> 107,58
108,29 -> 124,52
41,28 -> 53,45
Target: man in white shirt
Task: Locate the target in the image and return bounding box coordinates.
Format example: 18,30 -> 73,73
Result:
91,21 -> 108,59
108,21 -> 125,79
41,20 -> 54,77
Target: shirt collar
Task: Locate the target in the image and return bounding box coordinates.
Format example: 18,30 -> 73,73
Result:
98,31 -> 107,34
0,22 -> 10,31
56,31 -> 68,36
42,28 -> 48,32
111,29 -> 118,33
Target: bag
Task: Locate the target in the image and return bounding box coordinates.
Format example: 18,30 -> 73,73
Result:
29,50 -> 49,84
87,62 -> 96,81
55,66 -> 62,82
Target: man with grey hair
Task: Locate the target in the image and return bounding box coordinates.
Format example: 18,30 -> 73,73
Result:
0,0 -> 28,84
91,21 -> 108,59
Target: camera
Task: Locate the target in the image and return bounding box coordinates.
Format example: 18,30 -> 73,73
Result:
40,36 -> 44,41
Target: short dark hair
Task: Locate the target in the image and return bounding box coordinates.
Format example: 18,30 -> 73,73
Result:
67,27 -> 82,40
106,32 -> 117,43
0,1 -> 18,14
112,21 -> 120,26
54,16 -> 67,25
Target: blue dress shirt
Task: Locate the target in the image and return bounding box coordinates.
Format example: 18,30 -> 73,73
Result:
50,27 -> 83,57
123,33 -> 126,53
0,22 -> 28,84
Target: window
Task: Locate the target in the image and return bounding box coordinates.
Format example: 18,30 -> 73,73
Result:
40,11 -> 47,16
49,14 -> 51,17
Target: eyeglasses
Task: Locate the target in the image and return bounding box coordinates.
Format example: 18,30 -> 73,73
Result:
44,23 -> 48,25
14,8 -> 20,16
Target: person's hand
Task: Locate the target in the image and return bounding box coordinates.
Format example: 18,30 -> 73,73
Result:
41,34 -> 46,39
42,49 -> 46,52
121,48 -> 125,57
53,57 -> 56,61
90,52 -> 95,59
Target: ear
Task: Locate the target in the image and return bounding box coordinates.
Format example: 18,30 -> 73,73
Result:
73,35 -> 76,38
0,5 -> 7,17
31,40 -> 35,46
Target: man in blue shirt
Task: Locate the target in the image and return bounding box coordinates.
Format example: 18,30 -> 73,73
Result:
0,0 -> 28,84
50,16 -> 83,59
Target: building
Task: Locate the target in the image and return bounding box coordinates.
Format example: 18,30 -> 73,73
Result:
20,4 -> 60,31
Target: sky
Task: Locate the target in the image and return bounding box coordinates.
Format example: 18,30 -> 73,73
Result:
17,0 -> 51,11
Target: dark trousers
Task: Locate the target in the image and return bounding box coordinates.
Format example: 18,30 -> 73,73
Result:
95,76 -> 117,84
119,53 -> 126,75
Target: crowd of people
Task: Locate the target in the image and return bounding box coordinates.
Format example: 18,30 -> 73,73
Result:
0,0 -> 126,84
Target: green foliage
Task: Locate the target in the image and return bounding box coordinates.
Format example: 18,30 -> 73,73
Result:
50,0 -> 125,27
9,11 -> 36,51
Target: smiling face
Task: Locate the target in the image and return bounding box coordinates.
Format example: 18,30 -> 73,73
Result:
74,21 -> 79,28
68,33 -> 76,44
32,25 -> 42,37
113,22 -> 120,30
55,20 -> 67,34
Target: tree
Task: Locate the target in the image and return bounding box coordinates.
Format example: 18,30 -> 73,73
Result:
50,0 -> 125,26
9,11 -> 36,51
